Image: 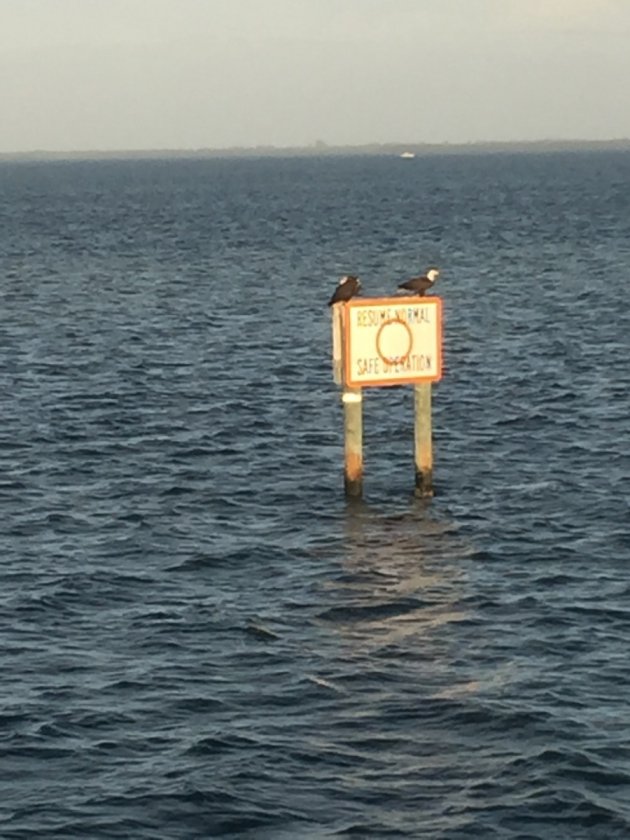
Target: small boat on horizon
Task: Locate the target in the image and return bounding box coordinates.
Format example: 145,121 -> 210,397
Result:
400,151 -> 416,159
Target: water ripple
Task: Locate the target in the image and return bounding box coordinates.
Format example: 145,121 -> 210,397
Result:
1,152 -> 630,838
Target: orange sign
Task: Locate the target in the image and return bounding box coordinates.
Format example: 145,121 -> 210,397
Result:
343,296 -> 442,387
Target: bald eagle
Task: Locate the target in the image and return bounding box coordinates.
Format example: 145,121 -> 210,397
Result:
397,267 -> 440,296
328,275 -> 361,306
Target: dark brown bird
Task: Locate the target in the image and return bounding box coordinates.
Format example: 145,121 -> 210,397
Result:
397,267 -> 440,296
327,275 -> 361,306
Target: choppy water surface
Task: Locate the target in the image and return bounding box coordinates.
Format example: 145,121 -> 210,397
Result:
1,152 -> 630,838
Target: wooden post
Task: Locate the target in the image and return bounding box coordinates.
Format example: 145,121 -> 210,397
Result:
414,383 -> 433,497
343,387 -> 363,497
331,303 -> 344,386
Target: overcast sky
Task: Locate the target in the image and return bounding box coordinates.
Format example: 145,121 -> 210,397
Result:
1,0 -> 630,152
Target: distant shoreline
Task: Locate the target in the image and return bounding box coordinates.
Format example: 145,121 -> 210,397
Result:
2,138 -> 630,162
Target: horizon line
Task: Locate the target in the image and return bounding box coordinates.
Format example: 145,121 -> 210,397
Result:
2,137 -> 630,160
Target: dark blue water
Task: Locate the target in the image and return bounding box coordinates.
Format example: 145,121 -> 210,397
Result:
1,152 -> 630,839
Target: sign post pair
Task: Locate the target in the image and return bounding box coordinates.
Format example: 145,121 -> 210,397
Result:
332,296 -> 443,498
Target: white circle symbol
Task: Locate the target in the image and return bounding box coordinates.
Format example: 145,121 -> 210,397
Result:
376,318 -> 413,365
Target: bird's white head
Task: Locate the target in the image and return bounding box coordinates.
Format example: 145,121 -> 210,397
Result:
426,268 -> 440,282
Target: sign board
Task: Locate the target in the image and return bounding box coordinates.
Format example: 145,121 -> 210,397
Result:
343,296 -> 442,388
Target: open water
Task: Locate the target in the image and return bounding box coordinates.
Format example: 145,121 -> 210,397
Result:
1,151 -> 630,839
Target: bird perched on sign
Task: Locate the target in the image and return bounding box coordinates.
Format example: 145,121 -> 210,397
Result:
397,267 -> 440,296
327,275 -> 361,306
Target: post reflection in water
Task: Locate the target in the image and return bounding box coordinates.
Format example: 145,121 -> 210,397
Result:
318,499 -> 484,700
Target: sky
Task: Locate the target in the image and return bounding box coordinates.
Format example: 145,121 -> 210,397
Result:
1,0 -> 630,152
